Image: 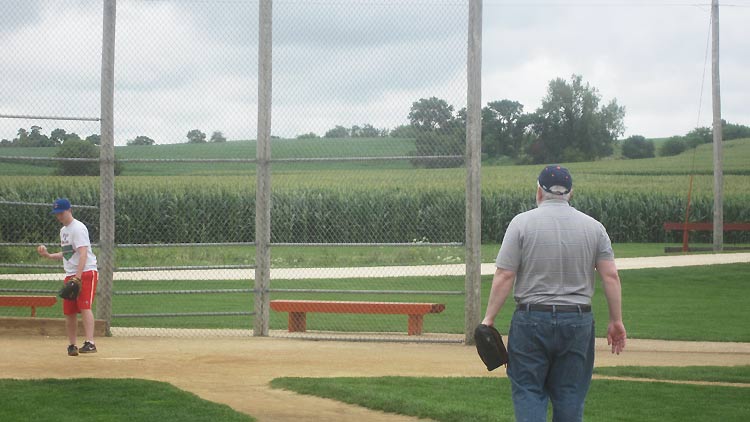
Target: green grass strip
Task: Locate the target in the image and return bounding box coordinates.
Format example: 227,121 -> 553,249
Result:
0,378 -> 254,422
271,376 -> 750,422
594,365 -> 750,384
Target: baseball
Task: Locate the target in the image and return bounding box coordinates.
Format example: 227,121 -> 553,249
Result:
37,245 -> 47,255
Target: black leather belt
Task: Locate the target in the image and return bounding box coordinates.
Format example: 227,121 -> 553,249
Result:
517,304 -> 591,313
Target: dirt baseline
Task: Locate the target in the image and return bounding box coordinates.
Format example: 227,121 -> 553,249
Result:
2,335 -> 749,422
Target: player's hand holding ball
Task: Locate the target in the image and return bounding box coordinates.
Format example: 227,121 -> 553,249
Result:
37,244 -> 48,257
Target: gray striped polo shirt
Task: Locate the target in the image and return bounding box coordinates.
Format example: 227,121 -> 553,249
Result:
495,199 -> 615,306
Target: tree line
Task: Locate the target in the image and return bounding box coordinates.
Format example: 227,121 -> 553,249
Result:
3,74 -> 749,169
0,128 -> 227,147
623,121 -> 750,159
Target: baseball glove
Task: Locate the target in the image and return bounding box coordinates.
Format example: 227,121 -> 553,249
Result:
58,277 -> 81,301
474,324 -> 508,371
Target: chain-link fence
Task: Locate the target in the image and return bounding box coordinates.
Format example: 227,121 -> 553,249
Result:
0,0 -> 479,342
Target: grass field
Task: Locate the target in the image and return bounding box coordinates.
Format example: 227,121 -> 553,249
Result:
2,242 -> 722,276
270,371 -> 750,422
2,263 -> 748,341
593,366 -> 750,384
0,378 -> 254,422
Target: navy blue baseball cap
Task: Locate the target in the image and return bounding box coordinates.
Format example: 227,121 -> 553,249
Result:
51,198 -> 71,214
538,165 -> 572,195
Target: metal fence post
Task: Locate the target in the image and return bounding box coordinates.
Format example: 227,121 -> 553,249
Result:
254,0 -> 273,336
465,0 -> 482,344
98,0 -> 117,335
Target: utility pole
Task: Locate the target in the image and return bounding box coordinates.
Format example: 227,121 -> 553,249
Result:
711,0 -> 723,252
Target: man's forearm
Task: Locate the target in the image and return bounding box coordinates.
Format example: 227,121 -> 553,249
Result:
482,268 -> 515,325
76,247 -> 88,276
597,260 -> 623,322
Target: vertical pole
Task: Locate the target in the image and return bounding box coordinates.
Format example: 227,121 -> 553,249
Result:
254,0 -> 272,336
711,0 -> 723,252
465,0 -> 482,344
98,0 -> 116,335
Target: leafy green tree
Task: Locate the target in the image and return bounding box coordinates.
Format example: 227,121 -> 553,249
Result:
390,124 -> 417,138
481,99 -> 529,159
186,129 -> 206,143
408,97 -> 455,132
359,124 -> 384,138
56,139 -> 123,175
408,97 -> 463,168
127,135 -> 156,146
411,127 -> 464,168
621,135 -> 655,159
684,127 -> 711,148
296,132 -> 319,139
50,128 -> 67,145
86,134 -> 101,145
526,75 -> 625,163
659,136 -> 687,157
14,128 -> 29,146
55,139 -> 99,175
324,125 -> 349,138
723,121 -> 750,141
210,131 -> 227,143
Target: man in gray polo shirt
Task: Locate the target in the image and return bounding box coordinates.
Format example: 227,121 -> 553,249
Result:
482,165 -> 626,422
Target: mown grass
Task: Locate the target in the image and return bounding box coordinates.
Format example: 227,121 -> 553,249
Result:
1,242 -> 695,276
270,375 -> 750,422
594,366 -> 750,384
0,378 -> 254,422
2,263 -> 748,341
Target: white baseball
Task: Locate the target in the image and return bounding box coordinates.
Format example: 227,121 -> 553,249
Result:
37,245 -> 47,255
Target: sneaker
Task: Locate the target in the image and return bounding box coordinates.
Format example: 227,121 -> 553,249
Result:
67,344 -> 78,356
79,341 -> 97,354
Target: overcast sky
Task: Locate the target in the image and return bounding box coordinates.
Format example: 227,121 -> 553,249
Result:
0,0 -> 748,145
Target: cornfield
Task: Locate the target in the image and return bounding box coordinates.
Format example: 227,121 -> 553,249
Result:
1,173 -> 748,245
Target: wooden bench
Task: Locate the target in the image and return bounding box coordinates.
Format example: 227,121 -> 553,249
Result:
0,296 -> 57,317
270,300 -> 446,336
663,222 -> 750,252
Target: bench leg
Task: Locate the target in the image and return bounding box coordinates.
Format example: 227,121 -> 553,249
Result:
288,312 -> 307,332
31,306 -> 36,317
407,314 -> 424,336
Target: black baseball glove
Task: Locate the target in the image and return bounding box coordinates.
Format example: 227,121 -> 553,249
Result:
58,277 -> 81,301
474,324 -> 508,371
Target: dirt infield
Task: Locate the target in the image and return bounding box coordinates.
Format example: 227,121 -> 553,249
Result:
2,335 -> 749,421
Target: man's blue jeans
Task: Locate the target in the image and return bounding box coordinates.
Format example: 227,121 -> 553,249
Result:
507,308 -> 595,422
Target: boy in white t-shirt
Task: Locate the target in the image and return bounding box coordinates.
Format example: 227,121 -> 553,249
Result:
37,198 -> 99,356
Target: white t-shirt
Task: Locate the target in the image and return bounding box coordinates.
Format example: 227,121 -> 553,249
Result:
60,219 -> 98,275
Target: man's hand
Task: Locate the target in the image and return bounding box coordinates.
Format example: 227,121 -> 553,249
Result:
607,320 -> 627,354
36,245 -> 49,257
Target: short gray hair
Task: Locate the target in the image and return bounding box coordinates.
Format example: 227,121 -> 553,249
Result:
538,182 -> 572,202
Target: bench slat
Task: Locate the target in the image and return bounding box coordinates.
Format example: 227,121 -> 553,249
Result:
270,300 -> 446,336
0,296 -> 58,307
663,222 -> 750,231
0,296 -> 58,317
270,300 -> 444,315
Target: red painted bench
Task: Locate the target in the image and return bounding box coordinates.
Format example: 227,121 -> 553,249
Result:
270,300 -> 445,336
0,296 -> 58,317
663,222 -> 750,252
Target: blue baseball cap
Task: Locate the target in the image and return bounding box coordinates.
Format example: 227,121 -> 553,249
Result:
51,198 -> 71,214
538,165 -> 572,195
